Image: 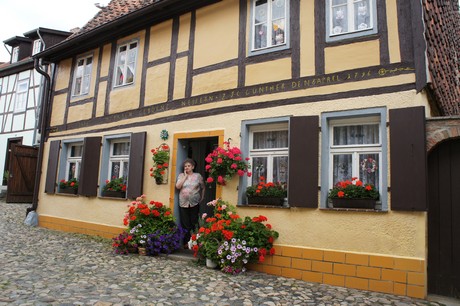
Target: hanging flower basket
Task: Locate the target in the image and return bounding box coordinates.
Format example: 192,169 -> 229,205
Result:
150,143 -> 170,185
205,140 -> 251,186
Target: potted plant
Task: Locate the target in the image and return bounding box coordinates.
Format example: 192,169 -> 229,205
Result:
120,195 -> 185,256
246,176 -> 287,206
328,177 -> 379,209
150,143 -> 170,184
102,176 -> 127,198
58,178 -> 79,194
112,232 -> 137,255
205,141 -> 251,186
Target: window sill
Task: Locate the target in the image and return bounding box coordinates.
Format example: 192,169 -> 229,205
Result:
320,207 -> 387,213
98,196 -> 128,201
237,204 -> 290,209
55,193 -> 78,197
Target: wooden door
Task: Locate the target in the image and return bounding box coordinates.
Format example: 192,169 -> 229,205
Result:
428,139 -> 460,298
6,144 -> 38,203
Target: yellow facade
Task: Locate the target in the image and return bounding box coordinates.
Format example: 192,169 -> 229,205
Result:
37,0 -> 430,299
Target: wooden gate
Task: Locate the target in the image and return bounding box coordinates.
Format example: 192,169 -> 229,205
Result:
6,144 -> 38,203
428,139 -> 460,299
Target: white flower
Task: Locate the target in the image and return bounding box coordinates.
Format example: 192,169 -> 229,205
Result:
202,213 -> 207,219
222,205 -> 227,210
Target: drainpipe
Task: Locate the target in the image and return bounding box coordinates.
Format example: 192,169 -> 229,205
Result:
32,29 -> 46,146
29,57 -> 51,213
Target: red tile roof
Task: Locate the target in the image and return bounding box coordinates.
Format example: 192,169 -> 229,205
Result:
424,0 -> 460,115
70,0 -> 163,38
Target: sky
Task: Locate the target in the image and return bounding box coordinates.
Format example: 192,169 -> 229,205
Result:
0,0 -> 110,62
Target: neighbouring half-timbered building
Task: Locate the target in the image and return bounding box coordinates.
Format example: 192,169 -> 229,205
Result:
0,28 -> 70,202
34,0 -> 460,299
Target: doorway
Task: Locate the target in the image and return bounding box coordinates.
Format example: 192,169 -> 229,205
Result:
3,138 -> 23,186
174,136 -> 220,217
427,138 -> 460,299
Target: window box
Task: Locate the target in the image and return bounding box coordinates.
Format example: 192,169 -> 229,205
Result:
58,187 -> 77,195
331,198 -> 376,209
101,190 -> 126,198
247,196 -> 284,206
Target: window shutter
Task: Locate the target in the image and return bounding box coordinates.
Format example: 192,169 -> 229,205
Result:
288,116 -> 319,208
127,132 -> 146,199
44,140 -> 61,194
78,137 -> 102,196
389,107 -> 427,211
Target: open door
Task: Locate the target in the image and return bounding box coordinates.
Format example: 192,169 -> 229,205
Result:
6,144 -> 38,203
175,137 -> 218,217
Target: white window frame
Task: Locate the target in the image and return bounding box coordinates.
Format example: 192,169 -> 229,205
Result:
250,0 -> 290,55
328,116 -> 382,190
14,79 -> 29,112
12,47 -> 19,63
65,143 -> 83,180
32,39 -> 42,55
248,122 -> 289,185
72,54 -> 93,96
321,108 -> 388,210
326,0 -> 378,42
113,40 -> 138,87
108,139 -> 130,180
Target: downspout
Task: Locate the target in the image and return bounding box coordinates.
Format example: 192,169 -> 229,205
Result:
33,29 -> 46,146
30,57 -> 51,213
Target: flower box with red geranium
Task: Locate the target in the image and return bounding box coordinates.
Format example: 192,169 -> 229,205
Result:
205,141 -> 251,186
246,176 -> 287,206
102,176 -> 127,198
150,143 -> 170,185
58,178 -> 79,194
328,177 -> 379,209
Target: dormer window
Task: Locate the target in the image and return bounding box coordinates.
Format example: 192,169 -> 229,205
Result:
32,40 -> 42,55
12,47 -> 19,63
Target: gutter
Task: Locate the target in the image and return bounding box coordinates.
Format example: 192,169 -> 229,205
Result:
29,58 -> 52,213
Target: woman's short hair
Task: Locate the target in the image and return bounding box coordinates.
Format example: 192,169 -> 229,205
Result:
183,158 -> 196,167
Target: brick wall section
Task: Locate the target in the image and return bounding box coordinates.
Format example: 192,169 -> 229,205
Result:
423,0 -> 460,115
248,245 -> 426,299
426,117 -> 460,152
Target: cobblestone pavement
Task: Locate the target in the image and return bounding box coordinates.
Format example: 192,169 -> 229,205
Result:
0,201 -> 452,306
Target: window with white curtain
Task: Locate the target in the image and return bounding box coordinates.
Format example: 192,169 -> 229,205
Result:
249,123 -> 289,185
251,0 -> 289,54
114,41 -> 138,87
108,139 -> 130,180
329,116 -> 381,192
72,55 -> 93,96
66,143 -> 83,180
326,0 -> 377,42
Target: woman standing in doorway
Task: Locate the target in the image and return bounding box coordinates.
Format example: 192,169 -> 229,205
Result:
175,158 -> 205,248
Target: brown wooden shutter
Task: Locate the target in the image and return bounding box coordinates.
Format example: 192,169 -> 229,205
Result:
389,107 -> 427,211
44,140 -> 60,194
127,132 -> 147,199
78,137 -> 102,196
288,116 -> 319,208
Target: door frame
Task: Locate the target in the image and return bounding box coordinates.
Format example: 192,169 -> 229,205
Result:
169,130 -> 225,215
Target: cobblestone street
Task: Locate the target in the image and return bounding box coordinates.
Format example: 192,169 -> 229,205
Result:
0,201 -> 454,306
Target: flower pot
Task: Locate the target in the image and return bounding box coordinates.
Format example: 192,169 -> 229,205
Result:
59,188 -> 77,195
247,196 -> 284,206
206,258 -> 218,269
331,198 -> 376,209
138,247 -> 147,256
102,190 -> 126,198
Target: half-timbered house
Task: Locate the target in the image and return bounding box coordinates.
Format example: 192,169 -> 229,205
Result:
35,0 -> 460,299
0,28 -> 70,202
